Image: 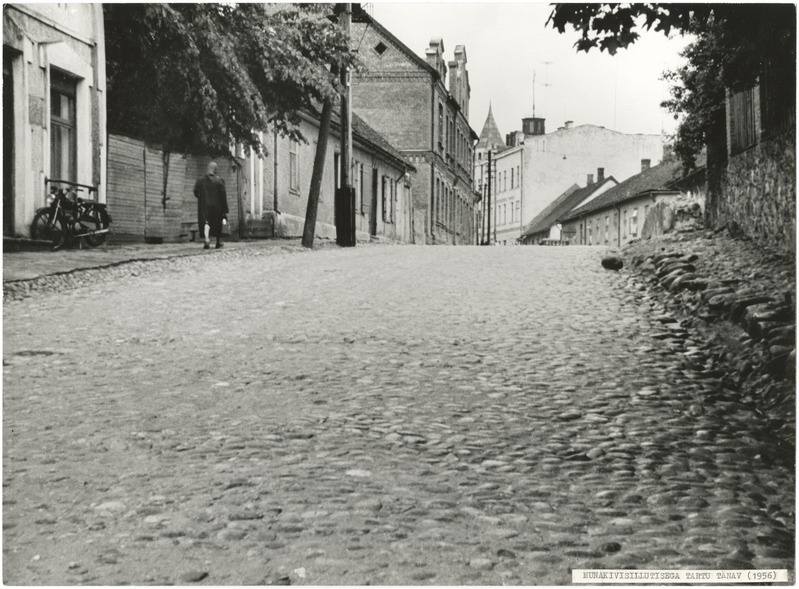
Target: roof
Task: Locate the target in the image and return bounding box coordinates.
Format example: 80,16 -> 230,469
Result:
560,159 -> 683,222
356,12 -> 439,79
308,107 -> 415,172
351,113 -> 414,170
522,178 -> 618,237
477,104 -> 505,151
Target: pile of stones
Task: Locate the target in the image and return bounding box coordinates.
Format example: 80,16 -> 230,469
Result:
633,251 -> 795,382
619,245 -> 795,466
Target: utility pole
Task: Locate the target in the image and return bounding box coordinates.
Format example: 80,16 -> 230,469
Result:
486,150 -> 492,245
336,2 -> 356,247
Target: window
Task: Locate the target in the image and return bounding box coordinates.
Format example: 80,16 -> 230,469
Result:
433,178 -> 441,223
50,70 -> 77,182
511,167 -> 514,189
516,166 -> 520,187
516,201 -> 520,223
622,210 -> 627,237
290,141 -> 301,192
630,208 -> 638,237
333,152 -> 340,192
588,225 -> 592,245
605,216 -> 609,243
438,104 -> 444,152
359,163 -> 365,214
373,42 -> 388,56
381,176 -> 389,222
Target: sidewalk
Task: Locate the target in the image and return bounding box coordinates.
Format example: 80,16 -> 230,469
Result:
3,239 -> 305,283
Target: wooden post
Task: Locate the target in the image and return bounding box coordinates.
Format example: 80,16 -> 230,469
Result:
302,97 -> 334,249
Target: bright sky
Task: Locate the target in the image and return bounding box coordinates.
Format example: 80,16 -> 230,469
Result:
372,2 -> 694,138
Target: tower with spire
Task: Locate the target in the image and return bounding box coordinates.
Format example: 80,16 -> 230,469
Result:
475,102 -> 506,162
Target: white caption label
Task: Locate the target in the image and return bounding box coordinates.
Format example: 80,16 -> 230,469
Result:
572,569 -> 789,584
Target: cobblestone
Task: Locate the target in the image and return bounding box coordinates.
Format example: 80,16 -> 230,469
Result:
3,244 -> 795,584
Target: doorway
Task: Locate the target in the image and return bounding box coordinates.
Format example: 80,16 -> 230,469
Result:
369,168 -> 378,236
3,50 -> 15,235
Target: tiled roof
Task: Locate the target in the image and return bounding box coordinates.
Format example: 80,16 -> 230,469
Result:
560,159 -> 683,222
352,113 -> 414,170
522,178 -> 618,237
321,107 -> 415,172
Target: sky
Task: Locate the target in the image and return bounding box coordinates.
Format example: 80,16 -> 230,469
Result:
372,2 -> 694,138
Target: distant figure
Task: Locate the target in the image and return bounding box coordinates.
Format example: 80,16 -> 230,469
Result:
193,162 -> 229,249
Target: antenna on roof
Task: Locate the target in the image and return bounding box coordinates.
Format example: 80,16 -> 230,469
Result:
542,61 -> 554,117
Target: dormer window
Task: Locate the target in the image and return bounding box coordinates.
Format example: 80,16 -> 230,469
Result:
373,42 -> 388,56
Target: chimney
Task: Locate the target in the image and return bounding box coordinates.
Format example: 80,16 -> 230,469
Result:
587,173 -> 594,186
425,38 -> 445,78
448,59 -> 459,104
597,167 -> 605,182
641,158 -> 651,172
522,117 -> 545,136
564,120 -> 573,130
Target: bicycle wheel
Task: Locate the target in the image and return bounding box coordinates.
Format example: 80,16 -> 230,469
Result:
31,208 -> 68,250
82,206 -> 110,247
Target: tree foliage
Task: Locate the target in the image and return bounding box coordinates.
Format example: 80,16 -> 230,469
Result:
547,4 -> 796,170
105,3 -> 354,154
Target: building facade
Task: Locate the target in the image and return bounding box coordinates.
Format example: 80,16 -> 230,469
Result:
473,111 -> 664,244
520,176 -> 618,245
247,112 -> 416,244
560,159 -> 682,247
106,111 -> 415,245
350,13 -> 479,245
3,4 -> 107,237
474,106 -> 522,245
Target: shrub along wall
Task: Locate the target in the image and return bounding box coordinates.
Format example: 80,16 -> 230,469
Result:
707,129 -> 796,253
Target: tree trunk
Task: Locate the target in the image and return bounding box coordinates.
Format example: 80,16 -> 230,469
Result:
302,97 -> 334,249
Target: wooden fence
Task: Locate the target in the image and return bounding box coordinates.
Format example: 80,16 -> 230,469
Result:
106,134 -> 243,243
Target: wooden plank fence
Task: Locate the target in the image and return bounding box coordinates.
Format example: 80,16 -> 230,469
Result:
106,133 -> 242,243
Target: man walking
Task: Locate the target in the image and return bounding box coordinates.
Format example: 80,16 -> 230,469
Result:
193,161 -> 229,249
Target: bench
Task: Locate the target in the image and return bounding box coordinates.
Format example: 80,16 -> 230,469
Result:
180,222 -> 200,242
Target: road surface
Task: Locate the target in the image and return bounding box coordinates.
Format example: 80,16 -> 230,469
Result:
3,245 -> 794,584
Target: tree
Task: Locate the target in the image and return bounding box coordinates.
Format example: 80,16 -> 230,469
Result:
104,3 -> 355,154
547,4 -> 796,169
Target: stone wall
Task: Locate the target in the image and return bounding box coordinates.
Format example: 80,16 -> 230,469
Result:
708,129 -> 795,252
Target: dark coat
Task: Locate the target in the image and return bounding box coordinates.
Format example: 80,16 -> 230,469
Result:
194,173 -> 229,237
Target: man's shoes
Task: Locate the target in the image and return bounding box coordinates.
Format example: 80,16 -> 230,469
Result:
204,242 -> 210,250
215,242 -> 224,249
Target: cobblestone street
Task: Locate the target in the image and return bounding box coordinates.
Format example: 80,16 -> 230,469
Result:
3,245 -> 794,584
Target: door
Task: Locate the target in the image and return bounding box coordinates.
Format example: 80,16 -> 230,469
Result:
369,168 -> 378,236
3,51 -> 14,235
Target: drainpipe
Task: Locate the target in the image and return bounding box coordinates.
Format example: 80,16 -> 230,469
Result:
273,129 -> 279,214
430,81 -> 436,243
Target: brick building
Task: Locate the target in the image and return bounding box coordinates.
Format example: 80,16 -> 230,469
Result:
3,4 -> 107,237
350,13 -> 479,245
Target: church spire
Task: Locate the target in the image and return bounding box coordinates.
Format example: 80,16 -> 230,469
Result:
477,103 -> 504,151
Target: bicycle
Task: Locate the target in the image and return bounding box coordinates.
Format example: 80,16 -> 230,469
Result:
30,179 -> 112,251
